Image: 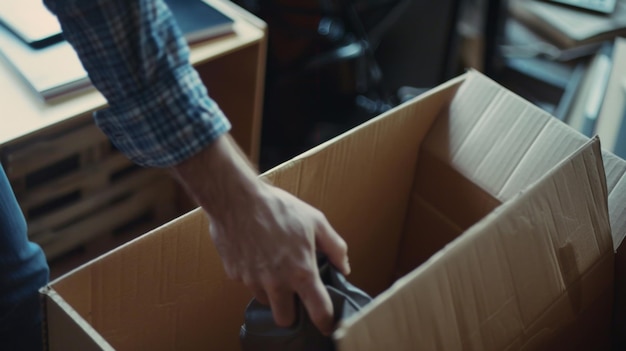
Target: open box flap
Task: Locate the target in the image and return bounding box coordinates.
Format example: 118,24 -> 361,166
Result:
335,137 -> 612,350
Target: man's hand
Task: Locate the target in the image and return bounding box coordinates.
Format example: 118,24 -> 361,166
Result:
211,184 -> 350,334
170,134 -> 350,335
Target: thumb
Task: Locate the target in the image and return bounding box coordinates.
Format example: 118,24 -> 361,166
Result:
316,220 -> 350,276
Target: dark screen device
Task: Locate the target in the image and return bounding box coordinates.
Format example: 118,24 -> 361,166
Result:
164,0 -> 235,44
0,0 -> 64,49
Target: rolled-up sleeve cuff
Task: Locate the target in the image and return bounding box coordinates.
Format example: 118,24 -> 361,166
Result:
94,64 -> 231,168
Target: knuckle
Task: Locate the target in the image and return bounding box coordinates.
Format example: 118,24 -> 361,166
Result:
262,276 -> 285,294
292,265 -> 317,288
241,274 -> 259,289
313,209 -> 327,223
336,236 -> 348,252
263,262 -> 315,293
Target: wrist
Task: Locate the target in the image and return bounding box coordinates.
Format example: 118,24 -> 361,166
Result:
170,134 -> 265,219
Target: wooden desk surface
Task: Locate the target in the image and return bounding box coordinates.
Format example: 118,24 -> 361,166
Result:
0,0 -> 265,148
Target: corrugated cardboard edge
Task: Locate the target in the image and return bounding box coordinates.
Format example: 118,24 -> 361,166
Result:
603,151 -> 626,249
607,152 -> 626,346
40,286 -> 113,351
261,73 -> 469,177
334,137 -> 612,350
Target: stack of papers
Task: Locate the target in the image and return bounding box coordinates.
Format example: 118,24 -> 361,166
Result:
509,0 -> 626,49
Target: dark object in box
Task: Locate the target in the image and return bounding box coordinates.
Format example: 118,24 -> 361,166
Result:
240,255 -> 372,351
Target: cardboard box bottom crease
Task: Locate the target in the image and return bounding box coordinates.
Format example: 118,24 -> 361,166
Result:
41,71 -> 626,350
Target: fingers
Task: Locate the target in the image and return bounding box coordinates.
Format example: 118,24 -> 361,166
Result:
252,286 -> 270,305
316,220 -> 351,276
296,274 -> 335,335
259,259 -> 335,335
266,286 -> 296,328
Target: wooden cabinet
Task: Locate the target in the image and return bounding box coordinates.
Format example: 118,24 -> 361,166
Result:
0,0 -> 266,273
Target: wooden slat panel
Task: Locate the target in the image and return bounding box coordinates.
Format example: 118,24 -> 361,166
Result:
18,153 -> 133,210
27,169 -> 166,236
4,123 -> 109,179
39,178 -> 177,260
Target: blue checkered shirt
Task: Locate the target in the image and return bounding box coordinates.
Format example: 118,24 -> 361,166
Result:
43,0 -> 231,167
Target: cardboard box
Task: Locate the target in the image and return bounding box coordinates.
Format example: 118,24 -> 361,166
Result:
41,71 -> 626,350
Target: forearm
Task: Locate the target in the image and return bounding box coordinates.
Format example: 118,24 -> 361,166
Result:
170,134 -> 265,222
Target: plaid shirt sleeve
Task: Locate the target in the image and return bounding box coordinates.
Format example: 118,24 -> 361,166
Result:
43,0 -> 231,168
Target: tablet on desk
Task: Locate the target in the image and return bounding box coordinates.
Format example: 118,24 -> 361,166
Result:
0,0 -> 63,49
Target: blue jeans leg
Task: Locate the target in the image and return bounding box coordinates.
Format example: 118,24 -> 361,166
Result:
0,165 -> 49,351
